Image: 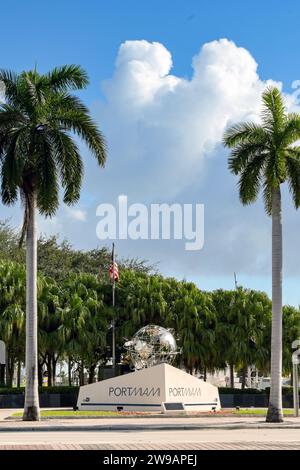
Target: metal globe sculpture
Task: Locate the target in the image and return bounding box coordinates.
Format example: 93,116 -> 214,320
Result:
124,324 -> 179,370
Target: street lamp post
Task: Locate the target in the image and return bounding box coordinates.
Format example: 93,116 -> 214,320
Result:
292,339 -> 300,417
112,243 -> 116,370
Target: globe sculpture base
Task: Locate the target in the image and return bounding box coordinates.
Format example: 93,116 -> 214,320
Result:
77,363 -> 220,413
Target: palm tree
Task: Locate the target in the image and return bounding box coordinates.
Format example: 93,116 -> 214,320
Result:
223,87 -> 300,422
38,276 -> 63,386
60,273 -> 108,385
0,66 -> 106,420
282,306 -> 300,379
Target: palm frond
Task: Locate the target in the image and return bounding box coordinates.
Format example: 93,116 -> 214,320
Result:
23,72 -> 40,108
49,91 -> 89,113
280,113 -> 300,147
262,181 -> 273,216
35,130 -> 59,216
261,87 -> 285,135
50,129 -> 83,204
0,69 -> 20,104
0,65 -> 107,221
223,122 -> 267,148
1,128 -> 26,205
223,86 -> 300,216
228,142 -> 268,175
45,65 -> 89,91
56,109 -> 106,166
238,153 -> 264,205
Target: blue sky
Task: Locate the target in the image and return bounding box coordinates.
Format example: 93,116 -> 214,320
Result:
2,0 -> 300,94
1,0 -> 300,305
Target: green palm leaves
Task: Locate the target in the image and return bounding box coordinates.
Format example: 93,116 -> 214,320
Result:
213,288 -> 271,375
0,261 -> 25,386
224,87 -> 300,215
0,65 -> 106,239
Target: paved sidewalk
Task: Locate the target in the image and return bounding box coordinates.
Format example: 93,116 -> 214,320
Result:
0,419 -> 300,450
0,413 -> 300,431
1,427 -> 300,450
0,409 -> 22,421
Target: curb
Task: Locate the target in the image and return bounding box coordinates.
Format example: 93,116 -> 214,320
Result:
5,413 -> 285,421
1,422 -> 300,432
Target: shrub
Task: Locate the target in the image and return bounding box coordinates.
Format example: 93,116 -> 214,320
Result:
0,387 -> 24,395
264,386 -> 294,396
0,386 -> 79,395
218,387 -> 264,394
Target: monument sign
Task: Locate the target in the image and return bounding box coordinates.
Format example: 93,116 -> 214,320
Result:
77,325 -> 220,412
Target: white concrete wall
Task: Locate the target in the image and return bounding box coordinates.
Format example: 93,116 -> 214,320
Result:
77,363 -> 220,412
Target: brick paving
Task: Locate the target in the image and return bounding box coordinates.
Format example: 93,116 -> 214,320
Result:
0,441 -> 300,450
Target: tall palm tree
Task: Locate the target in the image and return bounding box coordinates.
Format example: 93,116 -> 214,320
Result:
0,66 -> 106,420
223,87 -> 300,422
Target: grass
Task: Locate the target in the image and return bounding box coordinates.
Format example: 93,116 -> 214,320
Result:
10,408 -> 296,418
232,408 -> 294,416
11,410 -> 147,418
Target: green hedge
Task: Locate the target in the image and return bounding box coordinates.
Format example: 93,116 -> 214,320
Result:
0,386 -> 79,395
0,387 -> 24,395
42,386 -> 79,394
264,387 -> 294,396
0,385 -> 296,396
218,387 -> 264,395
219,386 -> 295,395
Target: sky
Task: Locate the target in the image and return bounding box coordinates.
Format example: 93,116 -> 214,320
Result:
1,0 -> 300,305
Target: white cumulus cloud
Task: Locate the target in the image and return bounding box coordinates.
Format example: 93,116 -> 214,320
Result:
95,38 -> 300,203
80,38 -> 300,290
65,207 -> 87,222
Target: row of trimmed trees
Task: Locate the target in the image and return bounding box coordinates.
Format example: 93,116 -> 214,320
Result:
1,260 -> 300,388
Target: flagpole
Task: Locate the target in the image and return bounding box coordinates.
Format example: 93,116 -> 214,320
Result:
112,242 -> 116,370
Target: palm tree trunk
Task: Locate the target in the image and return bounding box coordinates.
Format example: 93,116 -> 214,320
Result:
17,360 -> 21,388
6,354 -> 14,387
241,367 -> 246,390
97,365 -> 101,381
23,195 -> 40,421
52,356 -> 57,386
266,187 -> 283,423
88,364 -> 98,384
230,363 -> 234,388
80,360 -> 84,386
247,365 -> 252,388
47,357 -> 52,387
38,361 -> 43,387
68,358 -> 72,386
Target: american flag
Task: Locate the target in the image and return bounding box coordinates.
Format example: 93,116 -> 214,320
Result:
109,243 -> 119,282
109,261 -> 119,282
